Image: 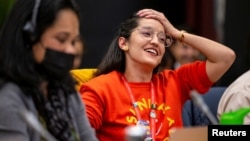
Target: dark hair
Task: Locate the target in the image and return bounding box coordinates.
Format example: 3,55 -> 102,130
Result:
0,0 -> 80,92
95,12 -> 165,76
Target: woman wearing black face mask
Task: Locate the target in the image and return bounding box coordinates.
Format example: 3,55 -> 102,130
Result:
0,0 -> 98,141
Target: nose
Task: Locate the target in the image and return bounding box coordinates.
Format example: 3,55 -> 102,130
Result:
64,44 -> 76,55
150,33 -> 160,45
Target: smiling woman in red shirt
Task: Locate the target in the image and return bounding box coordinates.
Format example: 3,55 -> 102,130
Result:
79,9 -> 236,141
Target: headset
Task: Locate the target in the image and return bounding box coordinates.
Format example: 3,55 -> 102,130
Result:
23,0 -> 42,42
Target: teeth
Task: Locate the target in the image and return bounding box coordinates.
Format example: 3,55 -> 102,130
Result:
145,49 -> 157,55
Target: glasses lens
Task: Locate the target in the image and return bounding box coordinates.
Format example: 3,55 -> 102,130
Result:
137,28 -> 151,37
137,27 -> 173,47
165,34 -> 173,47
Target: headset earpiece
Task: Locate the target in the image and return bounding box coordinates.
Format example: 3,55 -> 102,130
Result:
23,21 -> 36,41
22,0 -> 41,42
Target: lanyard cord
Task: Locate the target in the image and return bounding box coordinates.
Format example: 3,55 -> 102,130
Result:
121,76 -> 156,140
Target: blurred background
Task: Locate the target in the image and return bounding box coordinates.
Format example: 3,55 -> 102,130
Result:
1,0 -> 250,86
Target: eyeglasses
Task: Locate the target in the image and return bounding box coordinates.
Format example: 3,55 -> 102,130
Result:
136,27 -> 173,47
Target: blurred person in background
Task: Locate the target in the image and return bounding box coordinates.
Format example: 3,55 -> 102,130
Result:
217,35 -> 250,124
160,25 -> 205,70
79,9 -> 235,141
0,0 -> 98,141
73,39 -> 84,69
70,39 -> 98,90
217,69 -> 250,124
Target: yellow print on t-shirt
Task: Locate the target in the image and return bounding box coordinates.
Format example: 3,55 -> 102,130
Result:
125,98 -> 175,138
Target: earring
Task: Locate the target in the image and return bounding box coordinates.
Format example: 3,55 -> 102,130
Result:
123,46 -> 129,51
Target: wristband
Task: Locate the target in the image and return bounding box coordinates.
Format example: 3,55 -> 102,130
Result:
179,30 -> 187,42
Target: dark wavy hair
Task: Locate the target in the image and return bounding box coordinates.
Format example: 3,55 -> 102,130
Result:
94,12 -> 167,76
0,0 -> 80,93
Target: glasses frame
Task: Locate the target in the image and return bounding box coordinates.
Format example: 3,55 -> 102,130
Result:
136,27 -> 173,48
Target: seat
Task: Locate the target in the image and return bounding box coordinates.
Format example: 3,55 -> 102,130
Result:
182,87 -> 227,126
70,68 -> 97,90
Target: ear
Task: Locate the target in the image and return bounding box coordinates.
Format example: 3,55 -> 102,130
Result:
118,37 -> 129,51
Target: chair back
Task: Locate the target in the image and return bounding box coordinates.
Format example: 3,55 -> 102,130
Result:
182,87 -> 227,126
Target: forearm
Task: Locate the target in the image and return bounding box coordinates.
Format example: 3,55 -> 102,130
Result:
172,30 -> 236,82
172,31 -> 234,64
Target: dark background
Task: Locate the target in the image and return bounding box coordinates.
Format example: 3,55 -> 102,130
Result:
1,0 -> 249,86
77,0 -> 185,67
221,0 -> 250,86
76,0 -> 250,87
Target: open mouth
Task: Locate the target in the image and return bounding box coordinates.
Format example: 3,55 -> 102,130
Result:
144,48 -> 158,56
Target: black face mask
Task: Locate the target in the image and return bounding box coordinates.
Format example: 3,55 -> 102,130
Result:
39,48 -> 75,80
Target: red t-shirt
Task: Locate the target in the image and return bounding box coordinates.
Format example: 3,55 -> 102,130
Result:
80,61 -> 212,141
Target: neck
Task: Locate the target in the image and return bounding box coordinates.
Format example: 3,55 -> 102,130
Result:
123,68 -> 153,82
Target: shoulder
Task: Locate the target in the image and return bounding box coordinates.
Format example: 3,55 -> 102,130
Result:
0,82 -> 30,108
218,70 -> 250,114
0,82 -> 24,101
0,83 -> 37,140
0,82 -> 30,119
177,61 -> 206,72
220,70 -> 250,101
85,71 -> 121,85
223,70 -> 250,95
157,61 -> 207,79
218,84 -> 250,118
80,71 -> 123,92
157,69 -> 176,76
175,61 -> 212,93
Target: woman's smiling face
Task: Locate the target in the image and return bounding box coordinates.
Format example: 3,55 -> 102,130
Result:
124,18 -> 166,69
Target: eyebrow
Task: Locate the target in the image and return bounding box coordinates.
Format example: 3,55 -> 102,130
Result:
139,26 -> 152,30
56,32 -> 69,37
56,32 -> 80,40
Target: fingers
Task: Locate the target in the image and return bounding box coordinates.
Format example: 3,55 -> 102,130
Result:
137,9 -> 178,36
136,9 -> 153,16
137,9 -> 162,19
